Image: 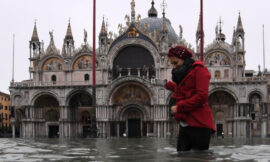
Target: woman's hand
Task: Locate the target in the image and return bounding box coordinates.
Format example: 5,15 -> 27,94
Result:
171,105 -> 177,114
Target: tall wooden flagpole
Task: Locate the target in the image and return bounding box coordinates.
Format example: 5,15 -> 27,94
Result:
200,0 -> 204,62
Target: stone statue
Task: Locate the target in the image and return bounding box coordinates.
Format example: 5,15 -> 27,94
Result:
118,24 -> 124,34
84,29 -> 88,44
49,31 -> 53,40
179,25 -> 183,39
137,14 -> 141,22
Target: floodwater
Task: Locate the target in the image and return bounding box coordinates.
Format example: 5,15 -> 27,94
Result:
0,137 -> 270,162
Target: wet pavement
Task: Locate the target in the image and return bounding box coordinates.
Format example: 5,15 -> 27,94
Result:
0,137 -> 270,162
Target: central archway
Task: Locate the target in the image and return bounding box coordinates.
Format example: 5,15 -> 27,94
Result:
209,91 -> 236,137
121,107 -> 144,138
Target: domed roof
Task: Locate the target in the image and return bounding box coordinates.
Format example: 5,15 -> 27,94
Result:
148,0 -> 158,17
140,17 -> 178,44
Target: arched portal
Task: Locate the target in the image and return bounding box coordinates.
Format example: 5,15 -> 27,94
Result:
34,94 -> 60,138
122,107 -> 143,138
209,91 -> 236,137
113,46 -> 155,79
68,91 -> 96,137
110,83 -> 151,138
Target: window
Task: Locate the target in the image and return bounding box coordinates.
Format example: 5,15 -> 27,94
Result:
5,106 -> 7,110
84,74 -> 90,81
251,113 -> 255,120
224,69 -> 229,78
215,70 -> 221,79
51,75 -> 57,83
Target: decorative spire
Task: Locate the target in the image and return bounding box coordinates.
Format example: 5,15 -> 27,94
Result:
236,12 -> 244,33
215,17 -> 226,41
65,18 -> 73,39
148,0 -> 158,17
100,16 -> 107,35
218,17 -> 223,34
131,0 -> 136,22
161,0 -> 168,32
31,20 -> 39,41
196,14 -> 202,39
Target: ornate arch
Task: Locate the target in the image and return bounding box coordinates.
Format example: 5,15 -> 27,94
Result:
118,104 -> 149,121
247,89 -> 264,102
38,55 -> 65,71
30,91 -> 59,106
209,87 -> 238,103
65,88 -> 92,106
107,38 -> 160,70
106,76 -> 156,105
70,53 -> 100,70
205,50 -> 232,66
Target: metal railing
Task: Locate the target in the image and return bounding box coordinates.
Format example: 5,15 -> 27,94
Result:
210,76 -> 267,83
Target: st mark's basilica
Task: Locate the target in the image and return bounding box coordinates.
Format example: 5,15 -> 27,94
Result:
9,0 -> 270,138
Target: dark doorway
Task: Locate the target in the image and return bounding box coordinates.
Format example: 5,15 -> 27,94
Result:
216,124 -> 223,136
128,119 -> 141,138
83,126 -> 91,138
119,122 -> 126,137
48,125 -> 59,138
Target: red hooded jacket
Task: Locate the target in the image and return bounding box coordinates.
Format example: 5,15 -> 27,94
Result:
166,60 -> 216,131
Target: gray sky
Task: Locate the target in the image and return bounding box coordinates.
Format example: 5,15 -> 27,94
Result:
0,0 -> 269,94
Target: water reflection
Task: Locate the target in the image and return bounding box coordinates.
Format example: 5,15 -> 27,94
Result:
0,138 -> 270,161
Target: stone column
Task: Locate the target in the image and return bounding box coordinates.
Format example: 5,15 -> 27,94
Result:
117,122 -> 120,137
127,68 -> 131,76
10,118 -> 15,138
146,68 -> 149,80
147,122 -> 150,136
261,120 -> 267,138
137,68 -> 141,77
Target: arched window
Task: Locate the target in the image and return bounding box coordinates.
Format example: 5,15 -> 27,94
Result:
84,74 -> 89,81
51,75 -> 57,83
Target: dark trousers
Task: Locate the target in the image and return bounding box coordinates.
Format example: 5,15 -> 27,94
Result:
177,126 -> 212,151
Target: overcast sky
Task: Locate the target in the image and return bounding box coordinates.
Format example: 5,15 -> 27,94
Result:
0,0 -> 269,94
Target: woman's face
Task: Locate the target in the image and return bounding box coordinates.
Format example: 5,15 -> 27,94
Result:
169,56 -> 184,69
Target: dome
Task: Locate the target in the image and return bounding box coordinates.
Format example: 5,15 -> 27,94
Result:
140,17 -> 178,44
148,0 -> 158,17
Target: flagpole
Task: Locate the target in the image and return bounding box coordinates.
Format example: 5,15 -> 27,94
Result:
263,24 -> 265,72
12,34 -> 15,83
92,0 -> 97,131
200,0 -> 204,62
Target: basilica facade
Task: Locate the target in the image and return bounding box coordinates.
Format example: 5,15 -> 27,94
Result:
10,0 -> 270,138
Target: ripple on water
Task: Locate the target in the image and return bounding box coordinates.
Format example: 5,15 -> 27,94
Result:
0,138 -> 270,161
